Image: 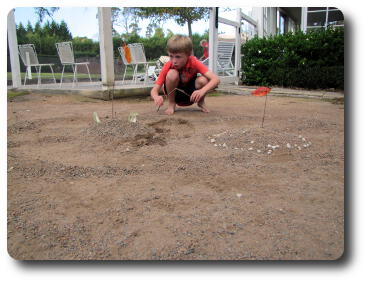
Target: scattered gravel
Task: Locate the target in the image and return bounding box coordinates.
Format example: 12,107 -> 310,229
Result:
207,127 -> 312,155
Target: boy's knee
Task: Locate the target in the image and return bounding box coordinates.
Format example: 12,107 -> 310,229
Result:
195,76 -> 209,89
166,69 -> 179,82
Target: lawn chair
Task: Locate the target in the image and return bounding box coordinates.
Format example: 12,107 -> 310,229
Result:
55,41 -> 92,87
128,43 -> 150,84
202,41 -> 235,76
118,44 -> 136,84
18,44 -> 56,87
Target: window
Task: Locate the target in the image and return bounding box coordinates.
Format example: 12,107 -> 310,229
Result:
306,7 -> 344,32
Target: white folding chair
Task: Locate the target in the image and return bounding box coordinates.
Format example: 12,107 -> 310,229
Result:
118,45 -> 136,84
55,41 -> 92,87
119,43 -> 152,84
18,44 -> 56,87
201,41 -> 235,76
128,43 -> 150,84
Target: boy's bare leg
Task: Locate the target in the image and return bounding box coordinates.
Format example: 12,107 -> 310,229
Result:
165,69 -> 179,115
198,96 -> 210,113
195,76 -> 210,113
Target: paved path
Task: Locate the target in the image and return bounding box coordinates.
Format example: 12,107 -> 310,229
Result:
217,84 -> 344,99
9,80 -> 344,100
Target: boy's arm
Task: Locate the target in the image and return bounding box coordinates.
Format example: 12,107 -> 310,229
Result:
151,84 -> 164,106
201,70 -> 220,94
190,71 -> 220,103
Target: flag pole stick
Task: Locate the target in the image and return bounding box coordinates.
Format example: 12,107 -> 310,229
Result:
261,94 -> 268,128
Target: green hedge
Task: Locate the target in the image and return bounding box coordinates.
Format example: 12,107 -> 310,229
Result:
241,28 -> 344,90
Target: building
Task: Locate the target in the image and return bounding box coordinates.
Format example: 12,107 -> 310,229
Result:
250,7 -> 344,38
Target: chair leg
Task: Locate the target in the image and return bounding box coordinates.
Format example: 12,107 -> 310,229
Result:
37,66 -> 42,88
133,64 -> 138,84
24,66 -> 29,86
60,65 -> 65,88
143,63 -> 149,85
85,64 -> 92,82
72,64 -> 77,87
50,65 -> 56,84
122,65 -> 127,85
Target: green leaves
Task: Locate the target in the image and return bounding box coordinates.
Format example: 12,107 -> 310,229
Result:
242,28 -> 344,89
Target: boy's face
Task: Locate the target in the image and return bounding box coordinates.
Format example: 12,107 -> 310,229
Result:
168,52 -> 189,70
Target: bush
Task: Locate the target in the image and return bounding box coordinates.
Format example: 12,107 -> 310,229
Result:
241,28 -> 344,90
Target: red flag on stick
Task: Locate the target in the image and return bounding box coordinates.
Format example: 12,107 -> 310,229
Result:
251,87 -> 272,128
251,87 -> 271,96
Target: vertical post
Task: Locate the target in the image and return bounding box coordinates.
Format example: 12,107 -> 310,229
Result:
234,8 -> 241,85
253,7 -> 264,38
7,9 -> 21,88
209,7 -> 218,74
301,7 -> 308,32
98,7 -> 114,87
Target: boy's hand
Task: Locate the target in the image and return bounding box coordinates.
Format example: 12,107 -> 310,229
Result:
153,95 -> 164,106
190,89 -> 205,103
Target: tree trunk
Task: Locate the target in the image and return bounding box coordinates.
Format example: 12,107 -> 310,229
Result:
187,19 -> 192,39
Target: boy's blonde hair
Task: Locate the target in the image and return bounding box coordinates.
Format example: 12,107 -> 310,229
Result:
167,35 -> 193,55
200,39 -> 207,46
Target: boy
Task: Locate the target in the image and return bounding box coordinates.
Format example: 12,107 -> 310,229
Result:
199,39 -> 209,61
151,35 -> 220,115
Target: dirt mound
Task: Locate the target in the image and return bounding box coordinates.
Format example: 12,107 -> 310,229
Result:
84,119 -> 154,139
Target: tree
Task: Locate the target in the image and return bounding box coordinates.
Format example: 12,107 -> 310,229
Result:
111,7 -> 141,36
16,22 -> 27,44
133,7 -> 210,39
34,7 -> 60,23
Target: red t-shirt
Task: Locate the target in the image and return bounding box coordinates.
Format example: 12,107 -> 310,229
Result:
155,55 -> 209,86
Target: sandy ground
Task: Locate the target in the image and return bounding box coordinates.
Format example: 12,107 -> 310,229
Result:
7,92 -> 344,260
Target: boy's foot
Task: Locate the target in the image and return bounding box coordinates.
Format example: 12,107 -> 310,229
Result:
165,106 -> 176,115
198,101 -> 210,113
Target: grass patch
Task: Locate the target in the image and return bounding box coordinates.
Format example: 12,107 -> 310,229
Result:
7,90 -> 30,100
207,91 -> 223,97
72,95 -> 100,103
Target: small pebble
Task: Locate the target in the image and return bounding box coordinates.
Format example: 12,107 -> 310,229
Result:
250,141 -> 254,144
257,150 -> 261,153
286,143 -> 292,148
214,144 -> 218,147
236,193 -> 242,198
210,138 -> 215,143
248,147 -> 253,151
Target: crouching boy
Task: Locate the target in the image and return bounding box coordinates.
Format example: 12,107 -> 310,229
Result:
151,35 -> 220,115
